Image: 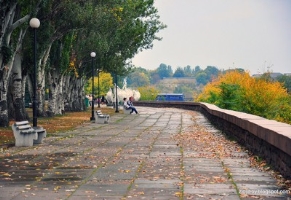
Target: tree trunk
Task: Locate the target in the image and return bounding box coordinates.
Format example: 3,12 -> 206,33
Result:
9,29 -> 29,121
0,3 -> 17,127
75,77 -> 86,111
10,52 -> 28,121
47,71 -> 64,116
63,75 -> 72,111
0,58 -> 11,126
35,44 -> 52,117
0,2 -> 30,127
65,76 -> 86,111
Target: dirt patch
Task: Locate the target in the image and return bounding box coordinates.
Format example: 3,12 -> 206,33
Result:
0,108 -> 115,146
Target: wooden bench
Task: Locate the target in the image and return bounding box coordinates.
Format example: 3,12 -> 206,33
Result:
11,121 -> 46,147
95,110 -> 110,124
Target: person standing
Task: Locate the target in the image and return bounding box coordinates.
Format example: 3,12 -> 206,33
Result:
101,96 -> 105,105
88,94 -> 93,106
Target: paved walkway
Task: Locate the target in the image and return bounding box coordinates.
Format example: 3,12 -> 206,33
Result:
0,107 -> 289,200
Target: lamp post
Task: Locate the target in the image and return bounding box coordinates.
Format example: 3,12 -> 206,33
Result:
97,69 -> 102,108
90,52 -> 96,121
29,18 -> 40,127
115,73 -> 119,113
115,52 -> 121,113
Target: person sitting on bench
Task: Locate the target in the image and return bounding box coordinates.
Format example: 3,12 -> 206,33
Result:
123,97 -> 138,114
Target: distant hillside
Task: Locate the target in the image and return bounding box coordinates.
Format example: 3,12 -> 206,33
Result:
155,77 -> 198,101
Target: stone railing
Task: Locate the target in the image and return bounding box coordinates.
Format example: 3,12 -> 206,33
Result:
134,101 -> 291,179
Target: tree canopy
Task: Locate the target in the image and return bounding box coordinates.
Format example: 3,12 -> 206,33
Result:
0,0 -> 167,126
197,70 -> 291,124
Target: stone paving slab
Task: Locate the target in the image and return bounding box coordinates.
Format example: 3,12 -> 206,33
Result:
184,183 -> 237,194
0,107 -> 290,200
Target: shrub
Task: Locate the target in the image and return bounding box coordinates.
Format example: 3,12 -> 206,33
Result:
197,70 -> 291,124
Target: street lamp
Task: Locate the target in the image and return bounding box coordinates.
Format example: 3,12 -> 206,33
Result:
115,52 -> 121,113
29,18 -> 40,127
115,74 -> 119,113
97,69 -> 102,108
90,52 -> 96,121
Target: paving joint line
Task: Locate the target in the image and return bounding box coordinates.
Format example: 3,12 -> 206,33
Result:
64,112 -> 153,199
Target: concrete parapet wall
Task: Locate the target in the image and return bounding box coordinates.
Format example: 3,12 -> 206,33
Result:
134,101 -> 291,179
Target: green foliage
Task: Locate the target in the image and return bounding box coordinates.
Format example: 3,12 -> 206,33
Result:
126,65 -> 221,101
274,96 -> 291,123
197,71 -> 291,124
195,72 -> 208,85
0,45 -> 12,65
205,66 -> 220,77
217,83 -> 243,111
156,63 -> 173,78
85,72 -> 113,97
194,66 -> 202,74
174,84 -> 195,101
149,71 -> 160,84
127,71 -> 150,87
277,75 -> 291,93
49,33 -> 74,74
173,67 -> 185,77
138,85 -> 159,101
61,34 -> 73,72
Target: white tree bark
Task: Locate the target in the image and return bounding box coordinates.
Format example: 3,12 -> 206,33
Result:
5,25 -> 29,122
0,3 -> 18,126
65,76 -> 85,111
75,77 -> 86,111
36,43 -> 52,116
47,70 -> 65,115
10,29 -> 29,121
0,2 -> 30,126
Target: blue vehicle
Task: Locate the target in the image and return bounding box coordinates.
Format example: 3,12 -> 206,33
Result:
155,93 -> 184,101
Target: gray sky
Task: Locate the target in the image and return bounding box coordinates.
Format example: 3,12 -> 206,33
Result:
131,0 -> 291,75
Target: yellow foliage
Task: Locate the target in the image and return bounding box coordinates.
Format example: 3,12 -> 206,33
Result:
197,70 -> 290,121
86,72 -> 113,97
198,71 -> 287,102
137,86 -> 159,100
109,6 -> 123,22
68,57 -> 79,77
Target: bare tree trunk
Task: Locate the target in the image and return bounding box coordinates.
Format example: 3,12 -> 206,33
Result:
9,29 -> 29,121
0,47 -> 15,126
0,2 -> 30,127
0,79 -> 9,126
36,44 -> 51,117
10,51 -> 28,121
63,75 -> 72,111
65,76 -> 85,111
47,70 -> 64,116
74,77 -> 86,111
0,3 -> 17,127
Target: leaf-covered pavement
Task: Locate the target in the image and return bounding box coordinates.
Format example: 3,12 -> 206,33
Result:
0,107 -> 290,199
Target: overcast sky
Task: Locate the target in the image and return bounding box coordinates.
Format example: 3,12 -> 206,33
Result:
131,0 -> 291,75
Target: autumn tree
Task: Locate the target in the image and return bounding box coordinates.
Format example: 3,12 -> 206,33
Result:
197,70 -> 291,124
85,72 -> 113,98
127,71 -> 150,87
0,0 -> 166,126
277,75 -> 291,93
138,85 -> 159,101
